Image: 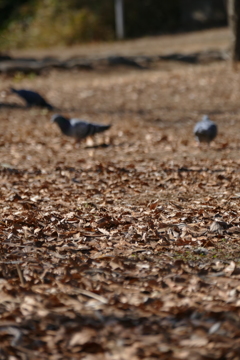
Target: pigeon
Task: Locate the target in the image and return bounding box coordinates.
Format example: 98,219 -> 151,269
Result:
11,88 -> 53,110
193,115 -> 217,145
51,114 -> 111,141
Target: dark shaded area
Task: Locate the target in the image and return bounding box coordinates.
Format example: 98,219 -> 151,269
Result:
179,0 -> 227,31
0,0 -> 228,40
85,143 -> 111,149
0,54 -> 11,61
0,102 -> 25,109
0,50 -> 228,75
125,0 -> 227,36
125,0 -> 181,37
0,0 -> 36,31
108,56 -> 144,69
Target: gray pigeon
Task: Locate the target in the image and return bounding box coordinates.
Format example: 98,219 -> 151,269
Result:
51,114 -> 111,141
11,88 -> 53,110
193,115 -> 217,145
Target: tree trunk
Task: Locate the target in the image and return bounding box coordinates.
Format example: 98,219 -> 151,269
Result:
228,0 -> 240,66
115,0 -> 124,39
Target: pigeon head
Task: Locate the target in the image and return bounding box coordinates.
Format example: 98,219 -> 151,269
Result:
202,115 -> 210,122
51,114 -> 64,123
51,114 -> 71,135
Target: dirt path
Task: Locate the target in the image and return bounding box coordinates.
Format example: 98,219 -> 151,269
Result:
1,29 -> 240,359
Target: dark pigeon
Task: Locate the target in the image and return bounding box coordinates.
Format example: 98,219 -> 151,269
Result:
11,88 -> 53,110
51,114 -> 111,141
194,115 -> 217,145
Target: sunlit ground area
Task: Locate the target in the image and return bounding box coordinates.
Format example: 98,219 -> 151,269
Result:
1,28 -> 240,359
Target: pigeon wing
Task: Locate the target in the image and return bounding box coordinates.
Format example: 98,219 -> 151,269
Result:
194,120 -> 217,143
208,123 -> 217,141
70,119 -> 111,140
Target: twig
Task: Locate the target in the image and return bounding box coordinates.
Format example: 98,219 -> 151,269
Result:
16,264 -> 25,286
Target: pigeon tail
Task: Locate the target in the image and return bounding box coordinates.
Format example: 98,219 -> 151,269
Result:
87,123 -> 111,136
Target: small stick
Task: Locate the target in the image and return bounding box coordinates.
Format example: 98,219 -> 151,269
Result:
16,264 -> 25,286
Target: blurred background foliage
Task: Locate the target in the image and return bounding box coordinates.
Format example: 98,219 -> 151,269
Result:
0,0 -> 227,49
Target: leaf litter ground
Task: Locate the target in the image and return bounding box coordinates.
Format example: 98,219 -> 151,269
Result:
1,29 -> 240,359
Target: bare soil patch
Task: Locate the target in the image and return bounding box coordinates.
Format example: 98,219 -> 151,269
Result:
1,29 -> 240,359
